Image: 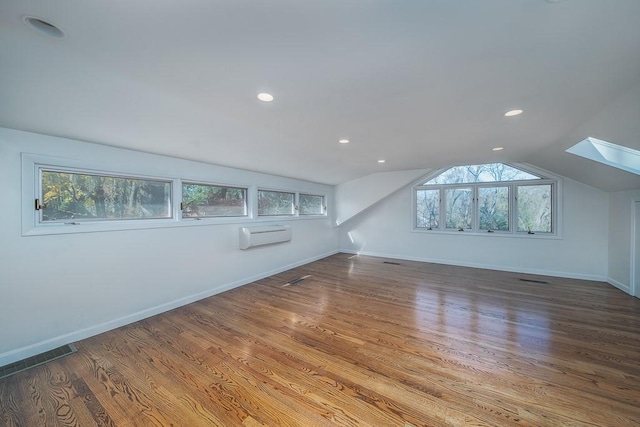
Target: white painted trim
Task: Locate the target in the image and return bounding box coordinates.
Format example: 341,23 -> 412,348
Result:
567,137 -> 640,176
21,153 -> 330,237
0,250 -> 339,368
410,228 -> 562,240
607,277 -> 631,294
411,163 -> 563,238
341,249 -> 607,282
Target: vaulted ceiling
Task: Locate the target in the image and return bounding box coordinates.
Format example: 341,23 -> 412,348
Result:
1,0 -> 639,190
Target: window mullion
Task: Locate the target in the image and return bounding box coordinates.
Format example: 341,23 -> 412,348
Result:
439,187 -> 444,230
299,193 -> 326,216
473,185 -> 478,232
413,163 -> 558,236
174,179 -> 182,221
36,166 -> 44,224
510,183 -> 516,234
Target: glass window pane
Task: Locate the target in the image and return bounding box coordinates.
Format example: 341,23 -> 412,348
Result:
517,184 -> 552,233
425,163 -> 541,184
182,183 -> 247,218
478,186 -> 509,231
299,194 -> 324,215
258,190 -> 295,216
445,187 -> 472,230
41,170 -> 171,222
416,189 -> 439,229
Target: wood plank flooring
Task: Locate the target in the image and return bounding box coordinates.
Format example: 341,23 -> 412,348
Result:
1,253 -> 640,426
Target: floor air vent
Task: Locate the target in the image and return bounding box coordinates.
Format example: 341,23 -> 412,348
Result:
283,275 -> 312,287
383,261 -> 401,265
519,278 -> 549,284
0,344 -> 77,379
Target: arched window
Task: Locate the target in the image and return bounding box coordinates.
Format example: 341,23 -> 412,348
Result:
414,163 -> 559,235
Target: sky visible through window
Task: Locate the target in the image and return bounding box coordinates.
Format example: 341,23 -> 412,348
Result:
425,163 -> 540,185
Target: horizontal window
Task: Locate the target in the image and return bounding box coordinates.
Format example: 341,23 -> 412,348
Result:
258,190 -> 295,216
182,183 -> 247,218
39,169 -> 171,222
23,154 -> 330,236
299,194 -> 325,215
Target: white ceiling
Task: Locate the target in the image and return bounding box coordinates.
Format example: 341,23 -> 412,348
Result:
1,0 -> 639,189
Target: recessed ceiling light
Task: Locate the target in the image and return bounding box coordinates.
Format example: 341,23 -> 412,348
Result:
492,147 -> 504,151
23,16 -> 66,39
504,109 -> 523,117
338,139 -> 349,144
377,159 -> 386,164
257,93 -> 274,102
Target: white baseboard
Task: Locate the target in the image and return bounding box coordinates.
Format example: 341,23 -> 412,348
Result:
607,277 -> 631,294
0,250 -> 339,368
340,249 -> 608,282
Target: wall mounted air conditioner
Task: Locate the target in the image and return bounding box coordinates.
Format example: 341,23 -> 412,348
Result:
239,225 -> 292,249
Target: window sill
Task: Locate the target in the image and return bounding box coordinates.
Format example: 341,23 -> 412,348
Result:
23,215 -> 329,237
411,228 -> 561,240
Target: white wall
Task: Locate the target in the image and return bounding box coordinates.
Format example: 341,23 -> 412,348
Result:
339,177 -> 609,280
1,126 -> 634,368
528,80 -> 640,192
0,128 -> 339,366
334,169 -> 429,225
608,189 -> 640,294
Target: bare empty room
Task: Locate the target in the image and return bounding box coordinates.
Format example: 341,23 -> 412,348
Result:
1,1 -> 639,426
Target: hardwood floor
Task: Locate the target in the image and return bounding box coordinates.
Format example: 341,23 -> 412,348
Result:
1,253 -> 640,426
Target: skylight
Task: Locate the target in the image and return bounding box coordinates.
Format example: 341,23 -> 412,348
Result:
566,137 -> 640,176
424,163 -> 541,185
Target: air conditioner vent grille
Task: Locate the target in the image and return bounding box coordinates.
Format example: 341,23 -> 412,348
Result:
519,278 -> 549,284
0,344 -> 77,379
283,275 -> 312,287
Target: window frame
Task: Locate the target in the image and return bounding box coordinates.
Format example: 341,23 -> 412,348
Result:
255,188 -> 328,218
443,185 -> 474,231
515,182 -> 554,234
38,166 -> 174,224
413,163 -> 561,238
22,154 -> 329,236
23,155 -> 180,235
415,188 -> 440,230
298,193 -> 327,216
257,188 -> 297,217
477,183 -> 511,233
181,180 -> 249,219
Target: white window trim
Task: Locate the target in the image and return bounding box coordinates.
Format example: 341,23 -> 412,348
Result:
257,188 -> 297,217
298,193 -> 328,216
181,180 -> 250,220
37,166 -> 175,223
23,154 -> 177,236
256,187 -> 329,218
477,183 -> 511,234
412,163 -> 563,239
22,154 -> 329,236
442,185 -> 474,231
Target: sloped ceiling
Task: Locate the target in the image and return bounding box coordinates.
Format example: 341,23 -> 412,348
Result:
0,0 -> 639,189
528,81 -> 640,191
